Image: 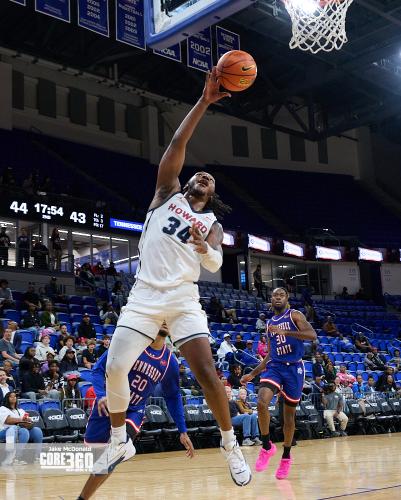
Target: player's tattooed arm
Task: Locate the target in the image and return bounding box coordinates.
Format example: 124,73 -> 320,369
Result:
269,311 -> 317,341
151,68 -> 230,209
205,221 -> 223,252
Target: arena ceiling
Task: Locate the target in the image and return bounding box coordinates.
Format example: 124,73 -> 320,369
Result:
2,1 -> 401,142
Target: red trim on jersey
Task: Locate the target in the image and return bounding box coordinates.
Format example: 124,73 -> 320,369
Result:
144,344 -> 166,360
126,418 -> 143,432
159,349 -> 172,382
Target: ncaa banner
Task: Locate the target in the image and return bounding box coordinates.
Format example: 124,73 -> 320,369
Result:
153,43 -> 181,63
9,0 -> 26,5
187,27 -> 212,73
116,0 -> 146,51
216,26 -> 240,60
35,0 -> 71,23
78,0 -> 109,37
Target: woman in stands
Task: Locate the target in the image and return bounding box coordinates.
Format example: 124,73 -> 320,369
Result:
257,334 -> 268,359
19,346 -> 37,374
0,391 -> 43,444
59,374 -> 82,409
50,227 -> 63,271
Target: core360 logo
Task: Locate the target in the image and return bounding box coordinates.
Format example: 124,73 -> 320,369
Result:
40,450 -> 93,472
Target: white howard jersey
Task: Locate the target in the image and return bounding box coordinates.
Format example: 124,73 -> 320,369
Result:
135,193 -> 217,288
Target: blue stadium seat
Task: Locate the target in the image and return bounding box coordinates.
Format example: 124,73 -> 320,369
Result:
57,313 -> 70,323
82,296 -> 97,306
83,306 -> 98,315
19,330 -> 35,344
18,399 -> 39,412
69,304 -> 83,314
103,325 -> 115,336
3,310 -> 21,323
70,314 -> 83,323
68,296 -> 83,305
39,399 -> 61,415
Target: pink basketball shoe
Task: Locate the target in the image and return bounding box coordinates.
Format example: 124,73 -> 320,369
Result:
275,458 -> 292,479
255,442 -> 277,472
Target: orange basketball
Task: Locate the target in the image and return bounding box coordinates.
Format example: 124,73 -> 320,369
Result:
216,50 -> 257,92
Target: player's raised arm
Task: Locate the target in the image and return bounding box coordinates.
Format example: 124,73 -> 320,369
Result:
152,68 -> 230,207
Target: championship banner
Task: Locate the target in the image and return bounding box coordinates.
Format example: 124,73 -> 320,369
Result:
78,0 -> 109,37
216,26 -> 240,59
153,43 -> 182,63
116,0 -> 146,50
35,0 -> 71,23
187,27 -> 212,73
9,0 -> 26,5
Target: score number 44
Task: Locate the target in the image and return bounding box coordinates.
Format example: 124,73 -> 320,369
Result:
10,201 -> 86,224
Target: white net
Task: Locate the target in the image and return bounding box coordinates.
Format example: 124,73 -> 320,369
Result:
283,0 -> 354,54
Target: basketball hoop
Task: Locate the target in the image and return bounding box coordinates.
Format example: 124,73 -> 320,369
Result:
283,0 -> 354,54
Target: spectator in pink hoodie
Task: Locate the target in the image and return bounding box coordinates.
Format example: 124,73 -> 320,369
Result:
257,334 -> 269,359
337,364 -> 356,386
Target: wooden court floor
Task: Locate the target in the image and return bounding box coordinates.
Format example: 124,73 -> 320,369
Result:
1,434 -> 401,500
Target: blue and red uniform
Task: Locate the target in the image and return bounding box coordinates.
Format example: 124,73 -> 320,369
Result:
260,309 -> 305,405
85,345 -> 186,443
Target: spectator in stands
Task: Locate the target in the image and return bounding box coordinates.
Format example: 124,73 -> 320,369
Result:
106,261 -> 118,277
236,388 -> 262,445
0,368 -> 12,406
312,353 -> 325,378
8,321 -> 22,354
253,264 -> 264,299
17,228 -> 30,268
57,324 -> 70,350
337,364 -> 356,386
377,374 -> 400,394
111,281 -> 127,311
225,385 -> 259,446
354,332 -> 373,353
217,333 -> 237,361
31,239 -> 49,270
40,352 -> 56,374
322,316 -> 339,337
0,328 -> 22,365
354,288 -> 367,301
228,365 -> 244,390
78,314 -> 96,340
43,360 -> 64,396
59,349 -> 79,375
365,350 -> 386,371
311,375 -> 324,395
23,283 -> 41,310
19,346 -> 37,374
322,383 -> 348,437
389,349 -> 401,371
336,333 -> 357,353
44,277 -> 64,303
241,340 -> 261,366
365,375 -> 377,394
179,364 -> 202,396
40,302 -> 60,331
97,335 -> 110,357
257,334 -> 268,359
82,340 -> 98,369
58,336 -> 77,362
99,303 -> 118,326
0,227 -> 11,266
376,367 -> 396,391
340,287 -> 349,299
80,263 -> 96,286
92,261 -> 105,276
0,280 -> 15,314
1,360 -> 17,390
352,374 -> 366,399
0,391 -> 43,445
321,353 -> 330,367
324,362 -> 337,383
50,228 -> 62,271
21,362 -> 59,401
255,313 -> 267,333
21,304 -> 41,331
76,337 -> 89,354
234,334 -> 246,351
34,331 -> 56,362
59,374 -> 82,409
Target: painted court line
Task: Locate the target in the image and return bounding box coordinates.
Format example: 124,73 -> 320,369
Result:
317,484 -> 401,500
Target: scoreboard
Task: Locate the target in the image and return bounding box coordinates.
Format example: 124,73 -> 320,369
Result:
146,0 -> 255,48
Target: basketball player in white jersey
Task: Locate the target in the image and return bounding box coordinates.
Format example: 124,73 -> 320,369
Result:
103,68 -> 251,486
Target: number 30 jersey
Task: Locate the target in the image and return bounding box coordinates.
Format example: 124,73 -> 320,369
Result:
136,193 -> 217,288
267,309 -> 305,363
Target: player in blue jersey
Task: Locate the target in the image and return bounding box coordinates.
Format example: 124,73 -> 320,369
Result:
77,326 -> 194,500
241,287 -> 316,480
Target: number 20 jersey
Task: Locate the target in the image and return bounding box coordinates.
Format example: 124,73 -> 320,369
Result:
136,193 -> 217,288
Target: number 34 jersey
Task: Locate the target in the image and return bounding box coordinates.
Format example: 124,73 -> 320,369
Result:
136,193 -> 217,288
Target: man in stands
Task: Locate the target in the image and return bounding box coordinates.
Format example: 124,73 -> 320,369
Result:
255,313 -> 267,333
234,334 -> 246,351
31,239 -> 49,269
0,227 -> 11,266
217,333 -> 237,361
322,383 -> 348,437
352,374 -> 366,399
58,336 -> 77,362
21,303 -> 41,330
365,350 -> 386,371
253,264 -> 264,298
312,353 -> 325,378
23,283 -> 42,310
354,332 -> 373,353
337,365 -> 356,386
97,335 -> 110,357
179,363 -> 202,396
0,329 -> 22,365
225,385 -> 260,447
365,375 -> 377,395
0,368 -> 12,406
322,316 -> 339,337
0,279 -> 15,315
78,314 -> 96,340
241,340 -> 261,366
310,375 -> 324,408
82,341 -> 99,369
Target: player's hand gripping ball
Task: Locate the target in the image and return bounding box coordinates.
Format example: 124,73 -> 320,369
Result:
216,50 -> 257,92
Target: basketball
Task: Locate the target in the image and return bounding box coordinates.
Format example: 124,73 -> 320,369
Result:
216,50 -> 257,92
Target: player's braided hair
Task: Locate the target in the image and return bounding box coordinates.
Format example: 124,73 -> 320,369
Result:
182,184 -> 231,220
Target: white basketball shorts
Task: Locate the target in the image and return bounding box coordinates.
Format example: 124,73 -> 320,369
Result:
117,280 -> 209,347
